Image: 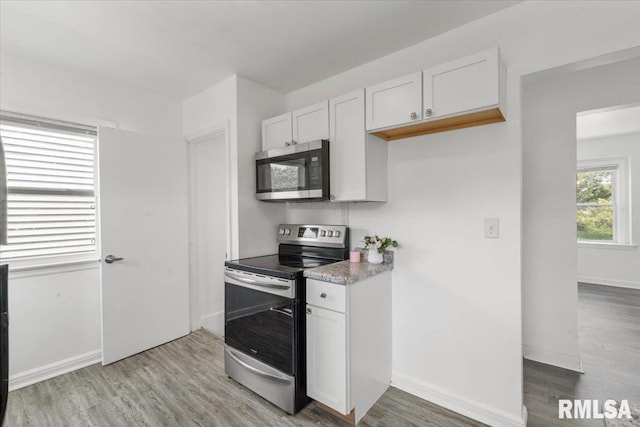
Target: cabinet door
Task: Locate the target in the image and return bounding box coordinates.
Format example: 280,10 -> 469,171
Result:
329,90 -> 366,202
365,71 -> 422,131
262,112 -> 292,151
292,101 -> 329,144
306,305 -> 349,414
423,47 -> 499,120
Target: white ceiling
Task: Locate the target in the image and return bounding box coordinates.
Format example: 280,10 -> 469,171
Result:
0,1 -> 519,100
577,104 -> 640,140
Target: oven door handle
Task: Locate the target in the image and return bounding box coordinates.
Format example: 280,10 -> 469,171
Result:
225,348 -> 291,384
224,272 -> 291,290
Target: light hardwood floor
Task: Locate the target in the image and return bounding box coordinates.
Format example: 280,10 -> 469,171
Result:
8,283 -> 638,426
524,283 -> 640,427
6,330 -> 483,426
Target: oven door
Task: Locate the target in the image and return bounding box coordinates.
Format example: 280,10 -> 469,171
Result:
224,268 -> 297,375
255,140 -> 329,201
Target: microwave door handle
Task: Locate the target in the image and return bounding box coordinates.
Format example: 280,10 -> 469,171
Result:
224,272 -> 291,290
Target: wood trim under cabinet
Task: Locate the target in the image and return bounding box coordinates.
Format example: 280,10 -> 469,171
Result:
372,107 -> 505,141
314,401 -> 356,425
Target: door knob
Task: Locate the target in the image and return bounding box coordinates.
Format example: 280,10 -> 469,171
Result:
104,255 -> 124,264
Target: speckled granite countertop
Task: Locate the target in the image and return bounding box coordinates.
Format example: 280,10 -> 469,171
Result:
304,259 -> 393,285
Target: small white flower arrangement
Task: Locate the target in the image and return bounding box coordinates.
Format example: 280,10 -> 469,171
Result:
362,235 -> 399,254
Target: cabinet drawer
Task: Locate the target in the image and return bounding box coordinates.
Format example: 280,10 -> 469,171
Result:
306,279 -> 346,313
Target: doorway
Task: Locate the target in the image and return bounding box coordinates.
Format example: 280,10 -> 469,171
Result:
187,128 -> 229,336
522,56 -> 640,425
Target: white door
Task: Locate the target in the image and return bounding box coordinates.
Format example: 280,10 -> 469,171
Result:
99,127 -> 190,365
306,305 -> 348,414
261,112 -> 292,151
365,71 -> 422,131
292,101 -> 329,144
188,133 -> 227,336
330,90 -> 366,202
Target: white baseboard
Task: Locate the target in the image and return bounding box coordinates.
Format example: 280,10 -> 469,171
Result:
201,310 -> 224,337
9,349 -> 101,391
523,345 -> 584,373
578,275 -> 640,290
392,372 -> 526,427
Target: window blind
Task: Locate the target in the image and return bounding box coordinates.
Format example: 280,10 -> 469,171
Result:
0,112 -> 97,260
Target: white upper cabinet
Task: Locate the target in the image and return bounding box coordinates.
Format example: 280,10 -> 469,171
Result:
365,71 -> 423,131
292,101 -> 329,144
262,102 -> 329,151
330,89 -> 387,202
261,112 -> 292,151
423,47 -> 501,120
367,47 -> 506,141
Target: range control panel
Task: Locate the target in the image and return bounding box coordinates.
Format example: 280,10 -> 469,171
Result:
277,224 -> 348,249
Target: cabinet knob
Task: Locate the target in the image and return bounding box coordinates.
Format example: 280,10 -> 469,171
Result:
306,307 -> 312,314
320,292 -> 327,299
291,140 -> 297,145
330,195 -> 336,201
410,112 -> 418,120
425,108 -> 433,116
285,141 -> 291,146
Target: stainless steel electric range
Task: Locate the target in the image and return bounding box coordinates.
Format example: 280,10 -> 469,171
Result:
224,224 -> 349,414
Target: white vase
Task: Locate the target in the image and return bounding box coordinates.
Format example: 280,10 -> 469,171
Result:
368,249 -> 384,264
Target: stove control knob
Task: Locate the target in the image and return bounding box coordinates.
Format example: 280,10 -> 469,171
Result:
334,230 -> 341,238
326,230 -> 333,237
320,230 -> 326,237
285,228 -> 291,236
279,228 -> 285,235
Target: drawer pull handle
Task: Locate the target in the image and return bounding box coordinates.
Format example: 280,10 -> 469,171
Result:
320,292 -> 327,298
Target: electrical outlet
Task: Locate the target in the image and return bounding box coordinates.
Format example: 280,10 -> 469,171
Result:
484,218 -> 499,238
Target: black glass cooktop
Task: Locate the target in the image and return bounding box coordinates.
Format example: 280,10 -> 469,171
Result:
225,254 -> 337,280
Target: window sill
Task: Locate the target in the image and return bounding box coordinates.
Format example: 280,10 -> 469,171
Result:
577,242 -> 637,251
3,257 -> 101,279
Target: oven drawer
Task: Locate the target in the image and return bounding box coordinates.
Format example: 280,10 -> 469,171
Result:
306,279 -> 346,313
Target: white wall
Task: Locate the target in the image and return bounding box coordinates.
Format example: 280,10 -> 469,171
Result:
236,77 -> 287,258
182,76 -> 286,261
523,57 -> 640,372
283,2 -> 640,425
182,76 -> 285,339
577,132 -> 640,289
0,51 -> 184,387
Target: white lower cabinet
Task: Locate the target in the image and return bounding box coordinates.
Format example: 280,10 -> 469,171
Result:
306,305 -> 348,414
306,272 -> 392,423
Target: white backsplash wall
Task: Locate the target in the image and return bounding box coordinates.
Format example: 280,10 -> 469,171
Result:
286,202 -> 349,229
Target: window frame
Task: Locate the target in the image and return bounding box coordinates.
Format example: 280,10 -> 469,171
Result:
577,157 -> 631,245
0,111 -> 101,270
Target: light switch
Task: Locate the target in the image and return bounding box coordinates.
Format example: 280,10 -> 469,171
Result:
484,218 -> 499,238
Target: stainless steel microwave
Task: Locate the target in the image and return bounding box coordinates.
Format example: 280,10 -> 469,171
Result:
255,139 -> 329,201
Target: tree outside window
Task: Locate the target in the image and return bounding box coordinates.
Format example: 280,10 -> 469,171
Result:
576,168 -> 615,241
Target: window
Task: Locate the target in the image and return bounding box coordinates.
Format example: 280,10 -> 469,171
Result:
577,157 -> 630,244
0,112 -> 97,261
